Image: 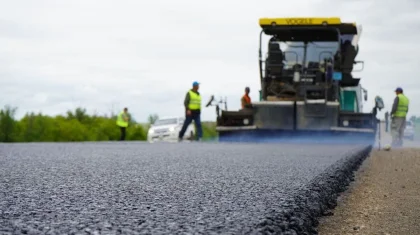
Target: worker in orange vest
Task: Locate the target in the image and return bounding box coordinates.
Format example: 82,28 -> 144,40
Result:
241,87 -> 252,109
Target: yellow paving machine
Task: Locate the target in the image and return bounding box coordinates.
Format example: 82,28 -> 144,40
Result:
208,17 -> 384,144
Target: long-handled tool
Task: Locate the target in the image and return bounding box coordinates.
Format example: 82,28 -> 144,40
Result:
378,120 -> 381,150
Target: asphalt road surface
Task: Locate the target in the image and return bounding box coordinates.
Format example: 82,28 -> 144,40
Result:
0,142 -> 369,234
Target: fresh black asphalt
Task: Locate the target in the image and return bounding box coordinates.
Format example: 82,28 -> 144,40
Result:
0,142 -> 371,234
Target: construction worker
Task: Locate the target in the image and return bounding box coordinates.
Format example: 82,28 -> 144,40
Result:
241,87 -> 252,109
390,87 -> 409,147
178,81 -> 203,141
116,107 -> 130,141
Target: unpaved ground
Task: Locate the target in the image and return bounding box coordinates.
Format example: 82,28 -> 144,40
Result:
318,148 -> 420,235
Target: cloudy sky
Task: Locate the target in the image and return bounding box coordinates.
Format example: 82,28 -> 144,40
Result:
1,0 -> 419,122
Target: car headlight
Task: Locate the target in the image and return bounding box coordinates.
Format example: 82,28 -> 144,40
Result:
148,129 -> 154,134
169,126 -> 175,132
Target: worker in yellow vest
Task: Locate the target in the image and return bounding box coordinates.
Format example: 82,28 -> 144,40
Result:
116,107 -> 130,141
390,87 -> 409,147
178,81 -> 203,141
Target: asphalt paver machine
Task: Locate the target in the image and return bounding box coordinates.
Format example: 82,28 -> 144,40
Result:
208,17 -> 384,143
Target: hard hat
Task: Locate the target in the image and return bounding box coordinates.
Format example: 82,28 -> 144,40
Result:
192,81 -> 200,86
395,87 -> 403,92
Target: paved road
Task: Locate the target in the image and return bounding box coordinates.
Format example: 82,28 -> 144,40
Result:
0,142 -> 368,234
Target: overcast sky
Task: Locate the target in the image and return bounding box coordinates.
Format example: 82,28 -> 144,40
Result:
1,0 -> 419,122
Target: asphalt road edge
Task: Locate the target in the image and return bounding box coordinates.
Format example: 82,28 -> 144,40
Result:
253,145 -> 373,235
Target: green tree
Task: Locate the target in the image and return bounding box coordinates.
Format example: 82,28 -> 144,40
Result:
0,105 -> 18,142
148,113 -> 159,125
0,105 -> 217,143
201,122 -> 217,140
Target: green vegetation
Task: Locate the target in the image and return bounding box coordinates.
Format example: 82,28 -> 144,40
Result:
409,116 -> 420,137
0,105 -> 217,143
147,114 -> 159,125
201,121 -> 217,141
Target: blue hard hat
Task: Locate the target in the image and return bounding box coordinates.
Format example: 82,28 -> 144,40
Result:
192,81 -> 199,86
395,87 -> 403,92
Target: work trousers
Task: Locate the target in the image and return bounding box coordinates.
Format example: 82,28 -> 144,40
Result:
178,111 -> 202,140
119,127 -> 126,141
391,117 -> 406,147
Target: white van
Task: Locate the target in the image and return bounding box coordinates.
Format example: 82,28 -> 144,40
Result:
147,116 -> 195,143
404,120 -> 415,141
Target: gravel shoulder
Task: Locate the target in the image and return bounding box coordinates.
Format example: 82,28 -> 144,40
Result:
317,147 -> 420,235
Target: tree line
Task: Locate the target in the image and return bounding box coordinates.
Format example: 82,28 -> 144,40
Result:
0,105 -> 217,143
409,116 -> 420,123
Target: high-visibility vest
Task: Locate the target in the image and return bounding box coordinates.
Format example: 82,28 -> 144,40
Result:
188,90 -> 201,110
394,94 -> 409,117
116,111 -> 129,127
